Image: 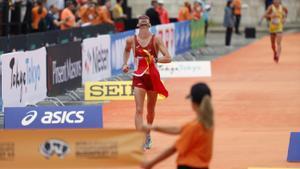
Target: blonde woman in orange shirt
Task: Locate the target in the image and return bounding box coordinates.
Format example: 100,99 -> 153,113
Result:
142,82 -> 214,169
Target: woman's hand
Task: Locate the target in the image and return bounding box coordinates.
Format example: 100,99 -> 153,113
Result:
122,64 -> 129,73
141,161 -> 154,169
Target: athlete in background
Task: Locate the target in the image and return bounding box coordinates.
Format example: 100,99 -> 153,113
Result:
260,0 -> 288,63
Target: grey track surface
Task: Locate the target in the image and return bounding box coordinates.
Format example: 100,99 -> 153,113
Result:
1,28 -> 299,129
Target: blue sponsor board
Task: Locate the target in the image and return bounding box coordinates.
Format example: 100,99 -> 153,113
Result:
4,105 -> 102,129
287,132 -> 300,162
111,30 -> 135,75
175,21 -> 191,55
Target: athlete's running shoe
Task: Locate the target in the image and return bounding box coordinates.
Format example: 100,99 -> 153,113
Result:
144,134 -> 152,150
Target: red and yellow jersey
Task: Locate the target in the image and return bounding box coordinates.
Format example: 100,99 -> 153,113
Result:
132,35 -> 168,97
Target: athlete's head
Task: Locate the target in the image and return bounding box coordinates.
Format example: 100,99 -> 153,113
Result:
116,0 -> 123,5
187,83 -> 214,129
137,15 -> 151,29
273,0 -> 281,6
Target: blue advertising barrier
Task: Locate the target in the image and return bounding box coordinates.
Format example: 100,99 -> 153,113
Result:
4,105 -> 102,129
175,21 -> 191,55
287,132 -> 300,162
111,30 -> 135,75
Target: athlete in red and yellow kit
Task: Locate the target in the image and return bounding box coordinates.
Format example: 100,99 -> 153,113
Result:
122,15 -> 172,149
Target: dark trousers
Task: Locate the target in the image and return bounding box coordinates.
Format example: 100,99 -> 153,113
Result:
225,27 -> 233,46
177,165 -> 208,169
235,14 -> 241,34
204,20 -> 208,37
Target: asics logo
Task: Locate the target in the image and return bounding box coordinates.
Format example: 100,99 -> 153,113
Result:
21,110 -> 85,126
21,110 -> 38,126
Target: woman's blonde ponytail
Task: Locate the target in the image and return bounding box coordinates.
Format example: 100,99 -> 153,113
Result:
198,95 -> 214,129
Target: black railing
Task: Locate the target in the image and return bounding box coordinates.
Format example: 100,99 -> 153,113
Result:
0,23 -> 115,55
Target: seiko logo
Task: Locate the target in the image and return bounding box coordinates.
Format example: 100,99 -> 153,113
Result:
21,110 -> 85,126
21,110 -> 38,126
89,84 -> 134,97
40,139 -> 70,159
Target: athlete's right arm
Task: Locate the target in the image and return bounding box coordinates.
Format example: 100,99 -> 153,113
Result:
259,6 -> 272,25
143,124 -> 182,135
263,6 -> 272,19
122,37 -> 133,73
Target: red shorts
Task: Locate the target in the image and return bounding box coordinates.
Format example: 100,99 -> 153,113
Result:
132,74 -> 153,91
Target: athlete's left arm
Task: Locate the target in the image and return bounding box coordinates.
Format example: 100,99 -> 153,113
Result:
283,6 -> 288,24
283,6 -> 288,18
155,36 -> 172,63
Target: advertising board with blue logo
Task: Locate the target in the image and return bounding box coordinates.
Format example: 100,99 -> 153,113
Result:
111,30 -> 135,75
82,35 -> 111,84
1,47 -> 47,108
4,105 -> 103,129
175,21 -> 191,55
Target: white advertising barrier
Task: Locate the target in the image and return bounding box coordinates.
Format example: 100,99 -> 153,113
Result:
82,35 -> 112,84
1,47 -> 47,107
155,23 -> 176,58
157,61 -> 211,78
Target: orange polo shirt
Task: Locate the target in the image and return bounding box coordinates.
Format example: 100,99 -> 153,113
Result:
175,120 -> 213,168
232,0 -> 242,15
31,6 -> 47,30
178,6 -> 192,21
97,6 -> 114,25
60,8 -> 76,30
78,5 -> 97,24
